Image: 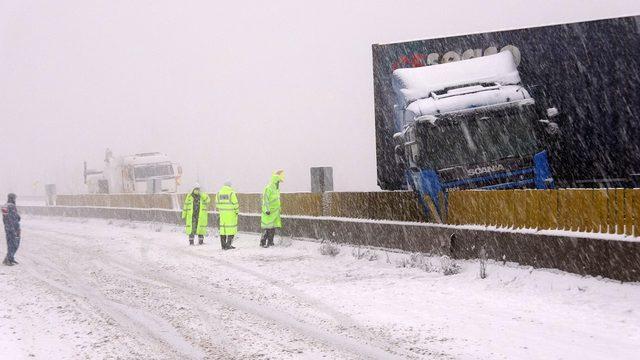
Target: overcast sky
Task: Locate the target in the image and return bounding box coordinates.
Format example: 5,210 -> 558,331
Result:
1,0 -> 639,196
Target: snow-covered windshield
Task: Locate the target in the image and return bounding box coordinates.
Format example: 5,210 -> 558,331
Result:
133,163 -> 174,179
416,107 -> 538,170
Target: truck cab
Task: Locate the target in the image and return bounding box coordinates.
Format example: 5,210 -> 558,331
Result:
392,52 -> 557,221
121,153 -> 181,193
85,150 -> 182,194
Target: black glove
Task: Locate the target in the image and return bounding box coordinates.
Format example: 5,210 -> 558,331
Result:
265,211 -> 271,215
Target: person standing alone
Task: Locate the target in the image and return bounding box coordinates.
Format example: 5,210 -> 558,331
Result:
260,170 -> 284,248
182,184 -> 210,245
215,181 -> 239,250
2,193 -> 21,266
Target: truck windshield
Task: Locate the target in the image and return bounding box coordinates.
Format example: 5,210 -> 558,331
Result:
416,107 -> 539,170
134,163 -> 174,179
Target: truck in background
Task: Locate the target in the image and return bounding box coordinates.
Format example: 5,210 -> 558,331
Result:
393,52 -> 557,221
84,149 -> 182,194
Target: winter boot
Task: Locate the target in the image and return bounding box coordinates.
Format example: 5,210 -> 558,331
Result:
266,229 -> 275,247
227,236 -> 235,249
2,259 -> 13,266
198,236 -> 204,245
260,233 -> 267,247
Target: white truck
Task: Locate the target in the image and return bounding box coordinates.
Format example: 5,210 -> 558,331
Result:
84,149 -> 182,194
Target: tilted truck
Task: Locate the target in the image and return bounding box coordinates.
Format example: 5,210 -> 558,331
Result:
84,149 -> 182,194
392,51 -> 558,221
373,16 -> 640,197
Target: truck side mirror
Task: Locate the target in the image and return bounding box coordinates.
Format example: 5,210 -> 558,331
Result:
394,145 -> 406,165
545,122 -> 560,135
539,119 -> 560,135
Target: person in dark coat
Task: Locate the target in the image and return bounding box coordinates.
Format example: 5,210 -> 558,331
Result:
2,193 -> 21,266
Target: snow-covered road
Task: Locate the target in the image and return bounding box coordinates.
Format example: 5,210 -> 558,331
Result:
1,216 -> 638,359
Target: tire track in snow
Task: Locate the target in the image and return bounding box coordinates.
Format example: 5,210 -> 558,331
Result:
28,228 -> 325,358
130,264 -> 404,359
33,227 -> 364,331
181,249 -> 421,357
26,227 -> 372,358
20,254 -> 209,360
27,221 -> 424,359
88,244 -> 405,359
27,229 -> 299,359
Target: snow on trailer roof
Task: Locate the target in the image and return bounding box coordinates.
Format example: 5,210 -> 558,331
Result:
392,51 -> 521,107
122,153 -> 172,166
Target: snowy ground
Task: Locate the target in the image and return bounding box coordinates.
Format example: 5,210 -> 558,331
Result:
1,216 -> 639,360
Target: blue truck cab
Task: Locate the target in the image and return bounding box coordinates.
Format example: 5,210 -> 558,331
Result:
392,52 -> 558,221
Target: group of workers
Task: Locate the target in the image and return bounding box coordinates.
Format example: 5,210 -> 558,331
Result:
181,170 -> 285,249
1,171 -> 285,265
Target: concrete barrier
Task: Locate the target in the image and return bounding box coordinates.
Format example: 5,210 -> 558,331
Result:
19,205 -> 640,282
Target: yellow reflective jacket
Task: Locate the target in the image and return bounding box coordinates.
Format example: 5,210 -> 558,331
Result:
261,174 -> 282,229
215,185 -> 239,236
182,191 -> 211,235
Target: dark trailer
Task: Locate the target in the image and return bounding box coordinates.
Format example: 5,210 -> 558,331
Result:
373,15 -> 640,190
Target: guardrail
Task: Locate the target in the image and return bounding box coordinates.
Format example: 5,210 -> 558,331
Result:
55,191 -> 429,222
56,194 -> 174,209
448,188 -> 640,236
54,189 -> 640,237
20,205 -> 640,282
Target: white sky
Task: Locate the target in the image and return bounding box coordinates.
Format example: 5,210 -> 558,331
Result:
1,0 -> 639,195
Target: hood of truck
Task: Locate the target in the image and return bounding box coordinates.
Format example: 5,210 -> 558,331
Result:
405,85 -> 530,122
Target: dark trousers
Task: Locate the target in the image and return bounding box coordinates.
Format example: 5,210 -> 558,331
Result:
4,233 -> 19,262
189,234 -> 204,245
188,217 -> 204,245
220,235 -> 235,249
260,228 -> 275,247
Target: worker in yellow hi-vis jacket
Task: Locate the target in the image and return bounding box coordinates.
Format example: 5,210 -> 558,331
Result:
182,183 -> 211,245
215,181 -> 239,250
260,170 -> 284,247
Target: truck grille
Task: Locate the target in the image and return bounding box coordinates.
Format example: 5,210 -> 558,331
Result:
438,157 -> 536,190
